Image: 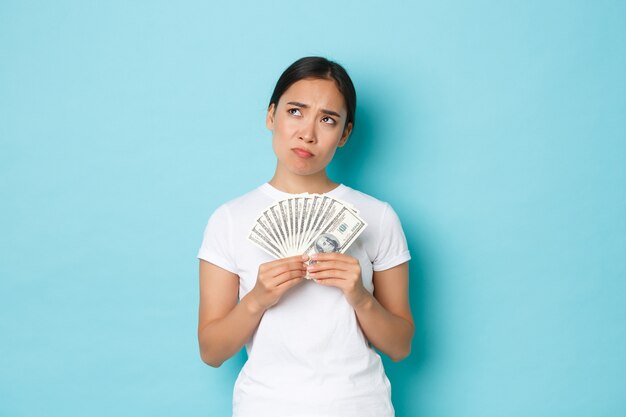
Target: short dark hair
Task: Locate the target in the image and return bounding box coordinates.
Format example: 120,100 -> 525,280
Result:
269,56 -> 357,129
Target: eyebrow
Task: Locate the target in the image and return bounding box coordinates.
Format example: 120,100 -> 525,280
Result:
286,101 -> 342,118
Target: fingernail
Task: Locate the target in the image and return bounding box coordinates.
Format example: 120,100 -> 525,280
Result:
302,254 -> 309,261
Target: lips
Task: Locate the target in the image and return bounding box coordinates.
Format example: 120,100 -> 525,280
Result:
292,147 -> 314,158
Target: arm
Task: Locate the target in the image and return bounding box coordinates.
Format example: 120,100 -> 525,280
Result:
355,263 -> 414,361
197,260 -> 261,367
308,254 -> 414,361
198,256 -> 307,367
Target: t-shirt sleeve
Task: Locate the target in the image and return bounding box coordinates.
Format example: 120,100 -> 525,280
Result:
197,204 -> 238,274
372,203 -> 411,271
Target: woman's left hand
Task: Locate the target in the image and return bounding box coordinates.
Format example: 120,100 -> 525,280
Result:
307,253 -> 371,308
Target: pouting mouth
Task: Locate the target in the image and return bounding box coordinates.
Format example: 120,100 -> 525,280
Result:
292,148 -> 314,157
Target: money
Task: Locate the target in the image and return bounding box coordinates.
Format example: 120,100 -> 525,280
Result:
247,194 -> 367,274
303,207 -> 366,257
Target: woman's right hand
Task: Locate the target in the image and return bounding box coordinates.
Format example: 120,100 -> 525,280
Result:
247,255 -> 309,313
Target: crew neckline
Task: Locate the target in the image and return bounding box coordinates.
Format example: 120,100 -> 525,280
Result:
260,182 -> 348,200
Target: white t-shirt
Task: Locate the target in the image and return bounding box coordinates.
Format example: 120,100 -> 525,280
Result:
198,183 -> 411,417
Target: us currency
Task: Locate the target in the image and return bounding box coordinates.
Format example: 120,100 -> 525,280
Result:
258,209 -> 287,256
248,195 -> 367,263
300,198 -> 341,253
303,206 -> 367,279
268,205 -> 288,253
249,223 -> 283,259
299,195 -> 328,253
294,197 -> 306,253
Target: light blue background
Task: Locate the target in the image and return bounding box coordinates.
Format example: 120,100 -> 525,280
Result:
1,1 -> 625,416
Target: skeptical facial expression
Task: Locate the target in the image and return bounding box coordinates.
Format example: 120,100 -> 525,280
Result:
266,78 -> 353,177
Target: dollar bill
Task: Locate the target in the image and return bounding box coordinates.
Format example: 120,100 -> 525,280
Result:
247,194 -> 367,264
304,206 -> 367,257
249,223 -> 283,258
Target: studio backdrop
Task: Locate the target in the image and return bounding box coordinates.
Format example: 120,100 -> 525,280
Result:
1,1 -> 624,416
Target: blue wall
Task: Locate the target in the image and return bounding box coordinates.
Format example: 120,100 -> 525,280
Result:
1,1 -> 624,416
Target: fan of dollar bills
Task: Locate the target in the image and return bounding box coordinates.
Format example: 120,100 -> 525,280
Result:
248,194 -> 367,261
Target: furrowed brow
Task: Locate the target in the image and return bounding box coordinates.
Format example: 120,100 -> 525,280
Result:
321,109 -> 342,118
286,101 -> 342,118
287,101 -> 309,108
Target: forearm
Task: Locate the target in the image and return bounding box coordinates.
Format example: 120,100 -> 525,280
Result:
198,293 -> 265,367
353,293 -> 414,361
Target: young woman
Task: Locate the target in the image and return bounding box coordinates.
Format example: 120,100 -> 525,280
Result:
197,57 -> 413,417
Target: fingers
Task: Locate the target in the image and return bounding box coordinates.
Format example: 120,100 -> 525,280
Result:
266,260 -> 307,274
259,253 -> 360,286
307,253 -> 361,287
272,268 -> 306,286
259,255 -> 309,271
308,269 -> 359,281
307,254 -> 359,276
268,261 -> 306,283
252,255 -> 310,311
312,277 -> 344,287
310,252 -> 357,264
259,255 -> 308,287
276,275 -> 305,289
307,260 -> 351,273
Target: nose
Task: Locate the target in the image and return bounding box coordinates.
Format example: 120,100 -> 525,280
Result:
299,118 -> 317,143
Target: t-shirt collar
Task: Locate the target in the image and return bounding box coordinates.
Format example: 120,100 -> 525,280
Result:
260,182 -> 348,200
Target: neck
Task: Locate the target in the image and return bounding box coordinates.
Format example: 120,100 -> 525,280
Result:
269,166 -> 339,194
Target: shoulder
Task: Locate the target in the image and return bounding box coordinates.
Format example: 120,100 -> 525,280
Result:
339,185 -> 411,270
198,185 -> 271,265
339,185 -> 388,208
208,185 -> 272,220
339,185 -> 395,221
339,185 -> 407,241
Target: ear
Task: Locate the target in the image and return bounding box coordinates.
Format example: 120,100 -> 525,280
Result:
337,122 -> 353,148
266,103 -> 276,130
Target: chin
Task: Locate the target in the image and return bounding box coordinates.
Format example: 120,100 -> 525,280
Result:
277,154 -> 329,177
287,160 -> 321,175
290,168 -> 321,177
289,164 -> 325,177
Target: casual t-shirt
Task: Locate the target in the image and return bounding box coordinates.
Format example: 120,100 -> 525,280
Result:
198,183 -> 411,417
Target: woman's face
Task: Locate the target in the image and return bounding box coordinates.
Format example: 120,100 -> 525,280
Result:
266,78 -> 352,178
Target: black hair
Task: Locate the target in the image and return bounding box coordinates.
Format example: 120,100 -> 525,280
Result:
269,56 -> 357,129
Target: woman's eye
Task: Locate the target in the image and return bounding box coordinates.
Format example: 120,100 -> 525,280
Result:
321,116 -> 336,125
288,108 -> 301,116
